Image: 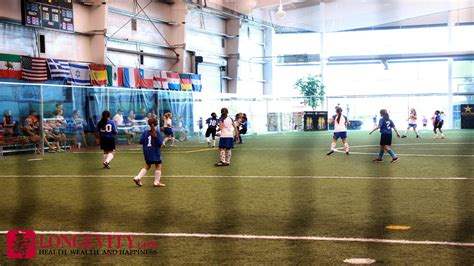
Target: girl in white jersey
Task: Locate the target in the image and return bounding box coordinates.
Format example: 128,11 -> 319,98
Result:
401,108 -> 419,138
327,107 -> 350,155
215,108 -> 239,166
162,112 -> 176,147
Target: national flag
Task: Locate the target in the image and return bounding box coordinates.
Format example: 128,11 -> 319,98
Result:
167,72 -> 181,91
46,58 -> 71,83
21,56 -> 48,82
107,65 -> 118,87
117,67 -> 124,87
90,64 -> 108,86
179,73 -> 192,91
138,69 -> 154,88
0,53 -> 21,79
153,71 -> 168,90
69,62 -> 91,86
122,67 -> 139,88
191,74 -> 202,92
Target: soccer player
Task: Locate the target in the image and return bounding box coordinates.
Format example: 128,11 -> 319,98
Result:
98,110 -> 118,169
233,113 -> 241,144
422,116 -> 428,128
205,112 -> 218,148
327,107 -> 350,155
238,113 -> 248,144
369,109 -> 401,163
133,118 -> 165,187
433,110 -> 445,139
215,108 -> 239,166
162,112 -> 176,147
401,108 -> 419,138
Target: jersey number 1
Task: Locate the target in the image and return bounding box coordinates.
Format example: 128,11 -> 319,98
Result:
147,136 -> 152,147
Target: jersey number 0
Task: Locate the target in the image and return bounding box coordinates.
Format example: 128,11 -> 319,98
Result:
105,124 -> 113,132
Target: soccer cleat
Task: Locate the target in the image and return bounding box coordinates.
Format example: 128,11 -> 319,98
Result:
103,162 -> 110,169
153,183 -> 166,187
215,161 -> 226,166
207,142 -> 211,148
326,150 -> 334,155
133,178 -> 142,187
441,136 -> 445,139
416,135 -> 420,138
211,145 -> 215,148
391,157 -> 399,163
401,135 -> 407,138
346,151 -> 350,155
372,158 -> 383,163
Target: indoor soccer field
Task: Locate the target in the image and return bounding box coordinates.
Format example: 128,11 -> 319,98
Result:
0,130 -> 472,264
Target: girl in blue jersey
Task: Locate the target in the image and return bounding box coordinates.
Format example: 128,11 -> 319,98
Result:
369,109 -> 401,163
433,110 -> 445,139
98,110 -> 118,169
216,108 -> 239,166
238,113 -> 248,144
133,118 -> 166,187
205,112 -> 218,148
327,107 -> 350,155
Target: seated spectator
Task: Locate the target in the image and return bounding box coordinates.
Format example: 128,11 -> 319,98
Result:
128,110 -> 144,133
2,110 -> 16,136
55,109 -> 67,129
114,109 -> 135,145
113,109 -> 124,126
22,118 -> 42,154
72,110 -> 88,148
27,110 -> 39,125
135,108 -> 147,120
46,114 -> 69,151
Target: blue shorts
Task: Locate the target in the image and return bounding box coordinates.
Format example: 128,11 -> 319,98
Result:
333,131 -> 347,139
219,137 -> 234,149
408,123 -> 417,127
164,127 -> 173,136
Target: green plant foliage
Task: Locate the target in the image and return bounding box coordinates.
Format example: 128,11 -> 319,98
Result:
294,75 -> 325,110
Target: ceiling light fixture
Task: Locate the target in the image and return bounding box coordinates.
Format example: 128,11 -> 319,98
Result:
276,0 -> 286,19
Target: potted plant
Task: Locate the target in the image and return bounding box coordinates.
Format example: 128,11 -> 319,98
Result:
294,74 -> 325,110
294,75 -> 327,131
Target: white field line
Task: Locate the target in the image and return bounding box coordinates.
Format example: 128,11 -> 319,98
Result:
71,142 -> 474,154
335,143 -> 474,157
0,230 -> 472,247
0,175 -> 469,180
334,150 -> 474,157
27,158 -> 44,161
184,148 -> 214,153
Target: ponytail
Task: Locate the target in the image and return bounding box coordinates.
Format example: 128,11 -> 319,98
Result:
148,118 -> 158,138
98,110 -> 111,130
336,107 -> 342,124
220,108 -> 228,119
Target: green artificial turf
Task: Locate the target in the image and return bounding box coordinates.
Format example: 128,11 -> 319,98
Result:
0,130 -> 472,264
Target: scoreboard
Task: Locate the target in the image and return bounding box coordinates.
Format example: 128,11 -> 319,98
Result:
22,0 -> 74,32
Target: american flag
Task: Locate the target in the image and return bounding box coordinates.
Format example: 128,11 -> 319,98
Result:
47,58 -> 71,83
21,56 -> 47,82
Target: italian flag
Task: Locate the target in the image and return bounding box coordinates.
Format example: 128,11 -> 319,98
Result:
0,53 -> 21,79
